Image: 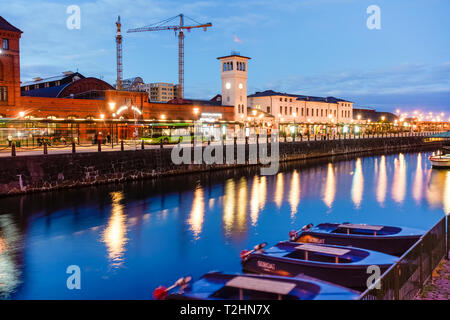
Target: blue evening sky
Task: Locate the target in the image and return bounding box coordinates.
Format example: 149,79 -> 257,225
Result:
3,0 -> 450,113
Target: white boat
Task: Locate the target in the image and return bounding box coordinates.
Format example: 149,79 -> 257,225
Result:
429,154 -> 450,168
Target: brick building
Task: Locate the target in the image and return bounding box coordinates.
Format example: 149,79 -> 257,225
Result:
0,16 -> 235,123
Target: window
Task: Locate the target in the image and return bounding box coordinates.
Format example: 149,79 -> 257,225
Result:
301,108 -> 304,116
289,107 -> 292,115
280,98 -> 282,102
0,87 -> 7,102
306,108 -> 309,116
267,106 -> 271,114
243,63 -> 246,71
280,106 -> 282,114
2,39 -> 8,50
285,106 -> 288,115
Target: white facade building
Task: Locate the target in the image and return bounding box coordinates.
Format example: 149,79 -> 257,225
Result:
247,90 -> 353,124
217,54 -> 250,121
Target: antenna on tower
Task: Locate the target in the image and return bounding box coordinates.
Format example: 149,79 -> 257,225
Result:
116,15 -> 123,90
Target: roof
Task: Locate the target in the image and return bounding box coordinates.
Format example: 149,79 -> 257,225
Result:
0,16 -> 22,33
217,54 -> 251,60
247,90 -> 352,103
21,72 -> 84,87
431,131 -> 450,138
167,97 -> 229,107
21,84 -> 70,98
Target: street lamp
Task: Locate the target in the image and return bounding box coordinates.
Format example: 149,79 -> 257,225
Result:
108,102 -> 116,111
19,111 -> 25,118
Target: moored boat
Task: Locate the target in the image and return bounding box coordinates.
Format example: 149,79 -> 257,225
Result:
241,241 -> 398,290
429,154 -> 450,168
153,271 -> 360,300
288,223 -> 424,256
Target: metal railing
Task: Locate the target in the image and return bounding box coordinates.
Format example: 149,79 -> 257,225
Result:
359,216 -> 448,300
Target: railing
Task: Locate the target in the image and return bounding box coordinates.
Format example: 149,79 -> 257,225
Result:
359,216 -> 448,300
0,131 -> 444,157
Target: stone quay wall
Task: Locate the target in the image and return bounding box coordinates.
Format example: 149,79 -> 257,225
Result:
0,136 -> 442,196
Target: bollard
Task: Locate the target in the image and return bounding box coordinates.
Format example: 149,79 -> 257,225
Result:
98,140 -> 101,152
72,142 -> 76,153
121,140 -> 124,151
44,142 -> 48,155
141,139 -> 145,150
11,142 -> 16,157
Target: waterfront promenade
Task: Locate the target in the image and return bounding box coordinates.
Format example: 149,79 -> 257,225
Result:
416,255 -> 450,300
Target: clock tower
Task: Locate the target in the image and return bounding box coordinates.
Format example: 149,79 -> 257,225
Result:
217,53 -> 250,121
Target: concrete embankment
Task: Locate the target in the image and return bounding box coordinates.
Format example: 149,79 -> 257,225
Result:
0,136 -> 442,196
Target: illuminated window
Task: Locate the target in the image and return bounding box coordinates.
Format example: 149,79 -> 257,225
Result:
0,87 -> 7,101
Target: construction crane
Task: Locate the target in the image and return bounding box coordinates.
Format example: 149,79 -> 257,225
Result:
115,16 -> 123,90
127,14 -> 212,99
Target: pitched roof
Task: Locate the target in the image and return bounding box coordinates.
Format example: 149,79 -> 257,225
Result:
247,90 -> 352,103
0,16 -> 22,33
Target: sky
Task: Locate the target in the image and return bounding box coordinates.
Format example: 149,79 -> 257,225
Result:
2,0 -> 450,113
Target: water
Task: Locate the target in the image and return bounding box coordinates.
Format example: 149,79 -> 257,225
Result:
0,150 -> 448,299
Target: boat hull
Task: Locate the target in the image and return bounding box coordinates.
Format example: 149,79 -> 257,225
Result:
242,256 -> 391,291
295,232 -> 420,256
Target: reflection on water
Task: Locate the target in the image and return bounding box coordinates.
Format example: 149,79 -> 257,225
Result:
274,173 -> 284,209
0,214 -> 22,299
323,163 -> 336,209
392,153 -> 407,204
413,153 -> 424,204
289,170 -> 301,219
250,176 -> 267,226
3,150 -> 449,299
102,191 -> 128,268
351,158 -> 364,209
376,156 -> 387,206
188,187 -> 205,239
444,172 -> 450,215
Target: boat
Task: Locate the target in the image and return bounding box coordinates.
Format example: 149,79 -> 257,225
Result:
429,154 -> 450,168
241,241 -> 398,290
288,223 -> 424,256
153,271 -> 360,300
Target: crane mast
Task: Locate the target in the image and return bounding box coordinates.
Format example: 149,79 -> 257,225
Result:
127,14 -> 212,99
116,16 -> 123,90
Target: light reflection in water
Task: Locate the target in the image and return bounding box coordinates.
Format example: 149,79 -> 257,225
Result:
250,176 -> 267,226
102,191 -> 128,268
412,153 -> 423,204
0,214 -> 21,299
188,187 -> 205,239
236,177 -> 248,233
274,173 -> 284,209
444,171 -> 450,215
392,153 -> 407,204
322,163 -> 336,209
376,156 -> 387,206
289,170 -> 300,219
351,158 -> 364,209
223,179 -> 236,236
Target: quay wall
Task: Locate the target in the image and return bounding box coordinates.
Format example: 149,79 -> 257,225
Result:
0,136 -> 442,196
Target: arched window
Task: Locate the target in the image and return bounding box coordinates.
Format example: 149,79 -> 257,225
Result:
223,63 -> 226,72
243,63 -> 246,71
230,61 -> 233,70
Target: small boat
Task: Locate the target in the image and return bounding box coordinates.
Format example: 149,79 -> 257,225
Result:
153,271 -> 360,300
429,154 -> 450,168
288,223 -> 424,256
241,241 -> 398,290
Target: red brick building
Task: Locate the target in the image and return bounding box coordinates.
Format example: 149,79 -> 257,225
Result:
0,16 -> 235,122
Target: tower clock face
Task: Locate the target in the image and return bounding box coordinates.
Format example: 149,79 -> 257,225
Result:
238,83 -> 243,89
225,82 -> 231,90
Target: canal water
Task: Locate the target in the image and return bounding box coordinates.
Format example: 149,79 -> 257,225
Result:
0,150 -> 448,299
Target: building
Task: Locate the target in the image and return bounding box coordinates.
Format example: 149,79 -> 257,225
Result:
21,71 -> 115,99
353,107 -> 398,122
142,82 -> 178,102
218,53 -> 250,121
247,90 -> 354,124
121,77 -> 144,91
0,16 -> 22,113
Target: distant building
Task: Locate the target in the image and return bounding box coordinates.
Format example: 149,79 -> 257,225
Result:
353,107 -> 398,122
139,82 -> 178,102
247,90 -> 353,124
121,77 -> 144,91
